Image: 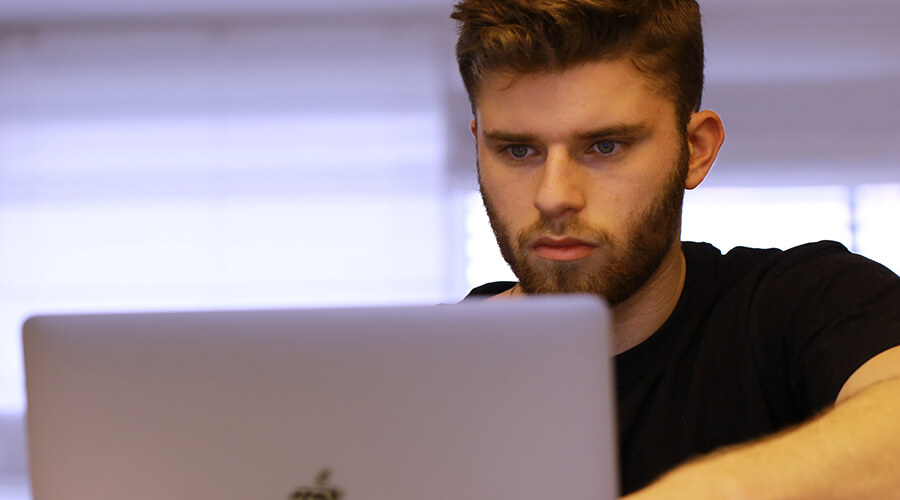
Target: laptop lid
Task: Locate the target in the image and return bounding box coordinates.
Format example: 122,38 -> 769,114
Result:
23,296 -> 616,499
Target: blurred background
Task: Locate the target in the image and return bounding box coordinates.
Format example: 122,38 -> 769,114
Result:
1,0 -> 898,497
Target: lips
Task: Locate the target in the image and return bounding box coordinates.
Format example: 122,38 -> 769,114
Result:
532,237 -> 596,262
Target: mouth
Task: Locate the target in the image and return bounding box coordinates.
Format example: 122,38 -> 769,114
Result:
531,236 -> 597,262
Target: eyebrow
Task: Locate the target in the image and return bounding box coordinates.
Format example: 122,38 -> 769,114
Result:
482,123 -> 651,143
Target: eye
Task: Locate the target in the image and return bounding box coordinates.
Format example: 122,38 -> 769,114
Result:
508,145 -> 530,158
592,140 -> 619,155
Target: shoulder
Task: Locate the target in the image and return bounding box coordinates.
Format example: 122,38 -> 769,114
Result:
749,240 -> 897,294
462,281 -> 517,302
685,239 -> 899,322
679,240 -> 899,413
679,239 -> 899,362
682,241 -> 780,279
683,239 -> 854,266
683,240 -> 892,290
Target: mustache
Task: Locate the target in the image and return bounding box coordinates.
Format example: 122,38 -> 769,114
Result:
516,216 -> 614,249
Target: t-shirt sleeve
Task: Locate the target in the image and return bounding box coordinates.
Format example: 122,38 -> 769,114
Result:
757,242 -> 900,413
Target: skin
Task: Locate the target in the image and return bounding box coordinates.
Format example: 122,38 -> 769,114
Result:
473,58 -> 900,498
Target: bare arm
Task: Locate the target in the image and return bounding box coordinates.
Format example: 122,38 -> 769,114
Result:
624,346 -> 900,500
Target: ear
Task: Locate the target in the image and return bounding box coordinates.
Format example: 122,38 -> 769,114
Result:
470,118 -> 478,138
684,110 -> 725,190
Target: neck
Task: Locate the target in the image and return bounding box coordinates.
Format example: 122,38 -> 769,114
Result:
609,241 -> 686,355
486,241 -> 687,354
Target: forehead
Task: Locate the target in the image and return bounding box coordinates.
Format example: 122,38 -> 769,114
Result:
474,59 -> 676,135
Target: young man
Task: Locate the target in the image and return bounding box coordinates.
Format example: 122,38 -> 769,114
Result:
452,1 -> 900,498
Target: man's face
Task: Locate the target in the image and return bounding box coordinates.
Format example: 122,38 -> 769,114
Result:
473,59 -> 689,305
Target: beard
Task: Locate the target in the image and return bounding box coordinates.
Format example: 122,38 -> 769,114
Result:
479,143 -> 689,306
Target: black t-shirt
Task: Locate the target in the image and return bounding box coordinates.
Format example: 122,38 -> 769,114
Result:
465,241 -> 900,494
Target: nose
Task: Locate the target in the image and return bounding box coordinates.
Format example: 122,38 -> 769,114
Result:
533,148 -> 586,222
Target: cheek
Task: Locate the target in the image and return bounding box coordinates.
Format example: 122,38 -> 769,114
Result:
479,162 -> 536,212
579,174 -> 648,237
481,181 -> 542,251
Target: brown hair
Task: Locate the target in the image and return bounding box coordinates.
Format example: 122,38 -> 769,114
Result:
451,0 -> 704,128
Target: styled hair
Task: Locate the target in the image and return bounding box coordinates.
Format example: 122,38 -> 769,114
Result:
451,0 -> 704,128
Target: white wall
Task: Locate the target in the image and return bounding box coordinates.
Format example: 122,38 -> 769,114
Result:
0,12 -> 464,494
1,1 -> 899,497
701,2 -> 900,186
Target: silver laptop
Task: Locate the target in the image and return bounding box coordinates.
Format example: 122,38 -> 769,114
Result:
23,296 -> 617,499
